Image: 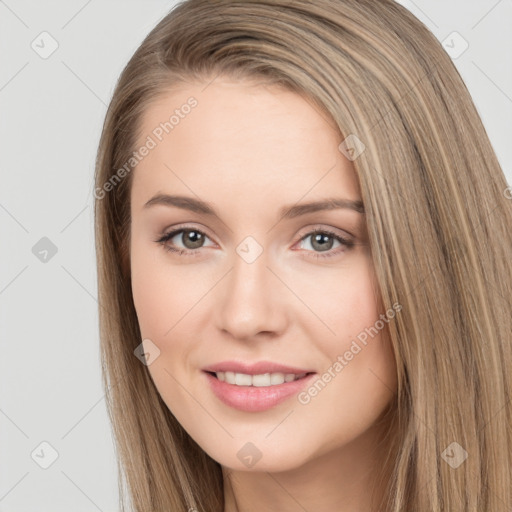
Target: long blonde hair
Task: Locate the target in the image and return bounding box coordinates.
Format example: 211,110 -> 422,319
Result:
94,0 -> 512,510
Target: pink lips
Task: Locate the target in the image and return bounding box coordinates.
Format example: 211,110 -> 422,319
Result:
202,360 -> 316,412
202,360 -> 314,375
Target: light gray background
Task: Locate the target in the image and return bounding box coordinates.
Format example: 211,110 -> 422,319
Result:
1,1 -> 511,510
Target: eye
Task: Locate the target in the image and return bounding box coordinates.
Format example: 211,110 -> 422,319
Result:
295,228 -> 355,259
155,227 -> 214,256
155,225 -> 356,259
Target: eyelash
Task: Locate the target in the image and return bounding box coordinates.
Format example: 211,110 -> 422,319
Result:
155,225 -> 355,260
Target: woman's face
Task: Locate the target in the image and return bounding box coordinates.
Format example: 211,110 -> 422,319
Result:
129,76 -> 398,472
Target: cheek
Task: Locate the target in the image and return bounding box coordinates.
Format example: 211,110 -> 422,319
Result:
339,261 -> 395,379
131,246 -> 169,338
130,240 -> 204,339
309,255 -> 397,402
130,245 -> 196,409
304,253 -> 381,342
130,238 -> 219,392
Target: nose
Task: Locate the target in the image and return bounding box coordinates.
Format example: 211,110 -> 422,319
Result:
214,246 -> 289,341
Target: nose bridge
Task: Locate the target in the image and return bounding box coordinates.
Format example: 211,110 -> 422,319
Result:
215,238 -> 286,339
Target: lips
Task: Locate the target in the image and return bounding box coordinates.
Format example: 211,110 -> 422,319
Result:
202,360 -> 315,375
202,360 -> 317,412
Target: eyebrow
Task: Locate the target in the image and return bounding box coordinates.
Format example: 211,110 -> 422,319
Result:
143,194 -> 365,218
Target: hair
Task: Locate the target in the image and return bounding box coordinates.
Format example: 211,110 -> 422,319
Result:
93,0 -> 512,510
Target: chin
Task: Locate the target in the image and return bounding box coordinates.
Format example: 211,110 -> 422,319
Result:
202,440 -> 315,473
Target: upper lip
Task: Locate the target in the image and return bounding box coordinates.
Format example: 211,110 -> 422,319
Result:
202,360 -> 316,375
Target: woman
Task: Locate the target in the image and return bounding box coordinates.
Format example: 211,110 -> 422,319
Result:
93,0 -> 512,510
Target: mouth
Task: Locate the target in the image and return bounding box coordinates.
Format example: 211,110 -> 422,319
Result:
205,370 -> 314,387
202,366 -> 317,412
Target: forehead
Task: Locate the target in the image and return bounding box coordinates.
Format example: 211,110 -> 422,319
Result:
131,78 -> 361,209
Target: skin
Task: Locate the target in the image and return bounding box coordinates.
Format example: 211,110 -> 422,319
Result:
129,76 -> 398,511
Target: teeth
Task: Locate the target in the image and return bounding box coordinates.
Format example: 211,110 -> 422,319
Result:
235,373 -> 252,386
215,371 -> 307,387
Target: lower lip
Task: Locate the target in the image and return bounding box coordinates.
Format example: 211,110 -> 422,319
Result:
203,371 -> 316,412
